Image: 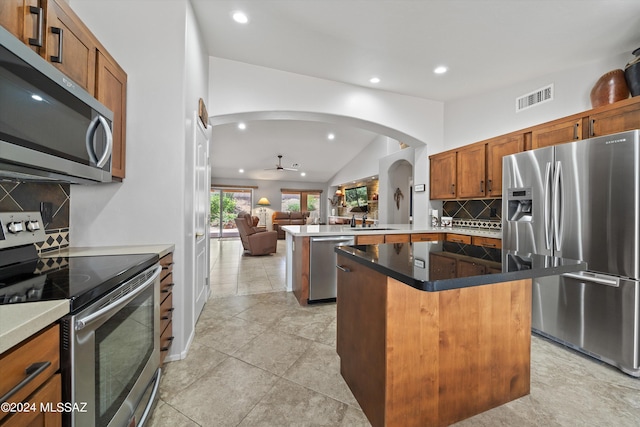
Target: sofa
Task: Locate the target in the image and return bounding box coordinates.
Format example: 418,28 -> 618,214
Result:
272,211 -> 310,239
235,213 -> 277,255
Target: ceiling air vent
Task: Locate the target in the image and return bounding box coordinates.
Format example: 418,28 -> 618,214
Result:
516,84 -> 553,112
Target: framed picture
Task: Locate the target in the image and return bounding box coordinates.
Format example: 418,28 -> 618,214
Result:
414,184 -> 425,192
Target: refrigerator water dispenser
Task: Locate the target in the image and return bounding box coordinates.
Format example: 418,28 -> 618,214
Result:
507,188 -> 533,222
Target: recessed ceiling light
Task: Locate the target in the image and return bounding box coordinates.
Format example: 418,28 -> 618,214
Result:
300,172 -> 306,177
238,169 -> 244,173
238,122 -> 246,130
232,11 -> 248,24
434,66 -> 448,74
369,77 -> 380,84
31,94 -> 43,101
327,133 -> 335,140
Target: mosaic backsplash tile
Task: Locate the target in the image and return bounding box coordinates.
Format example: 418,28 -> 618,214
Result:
442,199 -> 502,230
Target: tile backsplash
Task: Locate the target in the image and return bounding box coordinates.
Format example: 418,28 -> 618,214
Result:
442,199 -> 502,230
0,182 -> 70,253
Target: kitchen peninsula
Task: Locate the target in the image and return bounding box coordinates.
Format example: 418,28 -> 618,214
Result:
334,242 -> 586,427
281,224 -> 501,305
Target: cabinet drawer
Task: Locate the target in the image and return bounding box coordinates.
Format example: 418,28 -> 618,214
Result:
384,234 -> 410,243
356,234 -> 385,245
160,291 -> 173,333
0,324 -> 59,420
160,252 -> 174,268
472,236 -> 502,249
410,233 -> 443,242
445,234 -> 472,244
160,323 -> 174,365
0,374 -> 61,427
160,272 -> 174,295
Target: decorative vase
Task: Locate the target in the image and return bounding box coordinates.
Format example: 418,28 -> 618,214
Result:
625,47 -> 640,97
590,69 -> 629,108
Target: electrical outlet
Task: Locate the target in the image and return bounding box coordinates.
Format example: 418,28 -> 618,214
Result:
40,202 -> 53,223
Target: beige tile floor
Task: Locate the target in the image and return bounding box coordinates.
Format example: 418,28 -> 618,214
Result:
149,238 -> 640,426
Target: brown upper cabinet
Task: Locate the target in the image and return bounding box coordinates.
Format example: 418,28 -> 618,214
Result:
0,0 -> 128,180
531,117 -> 582,149
486,133 -> 524,197
46,0 -> 96,95
456,144 -> 486,198
430,151 -> 457,199
587,97 -> 640,138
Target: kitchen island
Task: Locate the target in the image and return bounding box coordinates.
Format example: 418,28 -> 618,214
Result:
281,224 -> 501,305
334,242 -> 586,427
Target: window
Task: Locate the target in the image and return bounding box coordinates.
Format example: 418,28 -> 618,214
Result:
281,189 -> 322,213
344,186 -> 368,208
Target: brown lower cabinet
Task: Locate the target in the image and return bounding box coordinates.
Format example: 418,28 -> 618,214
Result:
0,324 -> 61,427
159,252 -> 175,364
337,254 -> 531,426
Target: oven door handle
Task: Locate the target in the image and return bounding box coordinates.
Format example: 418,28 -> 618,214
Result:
75,265 -> 162,331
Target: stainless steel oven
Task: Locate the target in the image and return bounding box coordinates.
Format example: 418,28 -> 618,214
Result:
0,211 -> 163,426
61,264 -> 162,427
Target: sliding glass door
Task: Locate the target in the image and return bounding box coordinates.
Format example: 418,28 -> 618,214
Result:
210,189 -> 252,238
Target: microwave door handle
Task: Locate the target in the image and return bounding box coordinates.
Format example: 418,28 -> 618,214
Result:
75,265 -> 161,331
85,115 -> 113,168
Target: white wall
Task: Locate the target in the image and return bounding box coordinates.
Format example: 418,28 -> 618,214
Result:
69,0 -> 209,361
443,52 -> 632,150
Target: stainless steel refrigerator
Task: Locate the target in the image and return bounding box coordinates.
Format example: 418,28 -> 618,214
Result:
502,129 -> 640,376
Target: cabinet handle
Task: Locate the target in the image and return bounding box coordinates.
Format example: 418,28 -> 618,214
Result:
573,123 -> 580,139
161,336 -> 175,351
28,6 -> 44,47
488,179 -> 492,192
480,180 -> 484,193
0,361 -> 51,404
162,262 -> 175,270
589,119 -> 595,137
450,183 -> 455,194
50,27 -> 63,63
161,283 -> 175,293
336,265 -> 351,272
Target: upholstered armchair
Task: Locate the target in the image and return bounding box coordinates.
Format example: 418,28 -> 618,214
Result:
235,214 -> 277,255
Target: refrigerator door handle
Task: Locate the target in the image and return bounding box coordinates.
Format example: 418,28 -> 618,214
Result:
553,161 -> 564,251
562,272 -> 620,287
544,161 -> 552,250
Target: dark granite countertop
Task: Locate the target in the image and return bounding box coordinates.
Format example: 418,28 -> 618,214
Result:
335,241 -> 587,292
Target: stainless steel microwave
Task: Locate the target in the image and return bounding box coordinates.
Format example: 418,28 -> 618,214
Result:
0,25 -> 113,184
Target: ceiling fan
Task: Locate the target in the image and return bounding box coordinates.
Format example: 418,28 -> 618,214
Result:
265,155 -> 298,172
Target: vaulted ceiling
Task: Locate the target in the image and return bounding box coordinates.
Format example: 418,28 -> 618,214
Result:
191,0 -> 640,182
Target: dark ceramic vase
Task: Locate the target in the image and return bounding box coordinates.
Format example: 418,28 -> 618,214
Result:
590,69 -> 629,108
625,47 -> 640,97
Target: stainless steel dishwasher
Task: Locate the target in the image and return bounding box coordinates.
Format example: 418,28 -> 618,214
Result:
309,235 -> 355,302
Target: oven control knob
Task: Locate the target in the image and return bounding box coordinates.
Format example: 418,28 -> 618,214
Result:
7,221 -> 24,234
26,220 -> 41,232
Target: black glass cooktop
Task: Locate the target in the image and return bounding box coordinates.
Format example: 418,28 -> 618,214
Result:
0,253 -> 159,312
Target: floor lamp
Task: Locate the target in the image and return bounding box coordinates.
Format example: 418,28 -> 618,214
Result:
257,197 -> 271,226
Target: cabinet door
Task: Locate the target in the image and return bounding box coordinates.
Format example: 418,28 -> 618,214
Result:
1,374 -> 61,427
429,253 -> 457,280
45,0 -> 96,95
430,152 -> 456,199
356,234 -> 385,245
457,259 -> 486,278
0,0 -> 42,51
531,118 -> 582,149
456,144 -> 486,198
486,134 -> 524,197
96,50 -> 127,179
588,100 -> 640,137
385,234 -> 410,243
